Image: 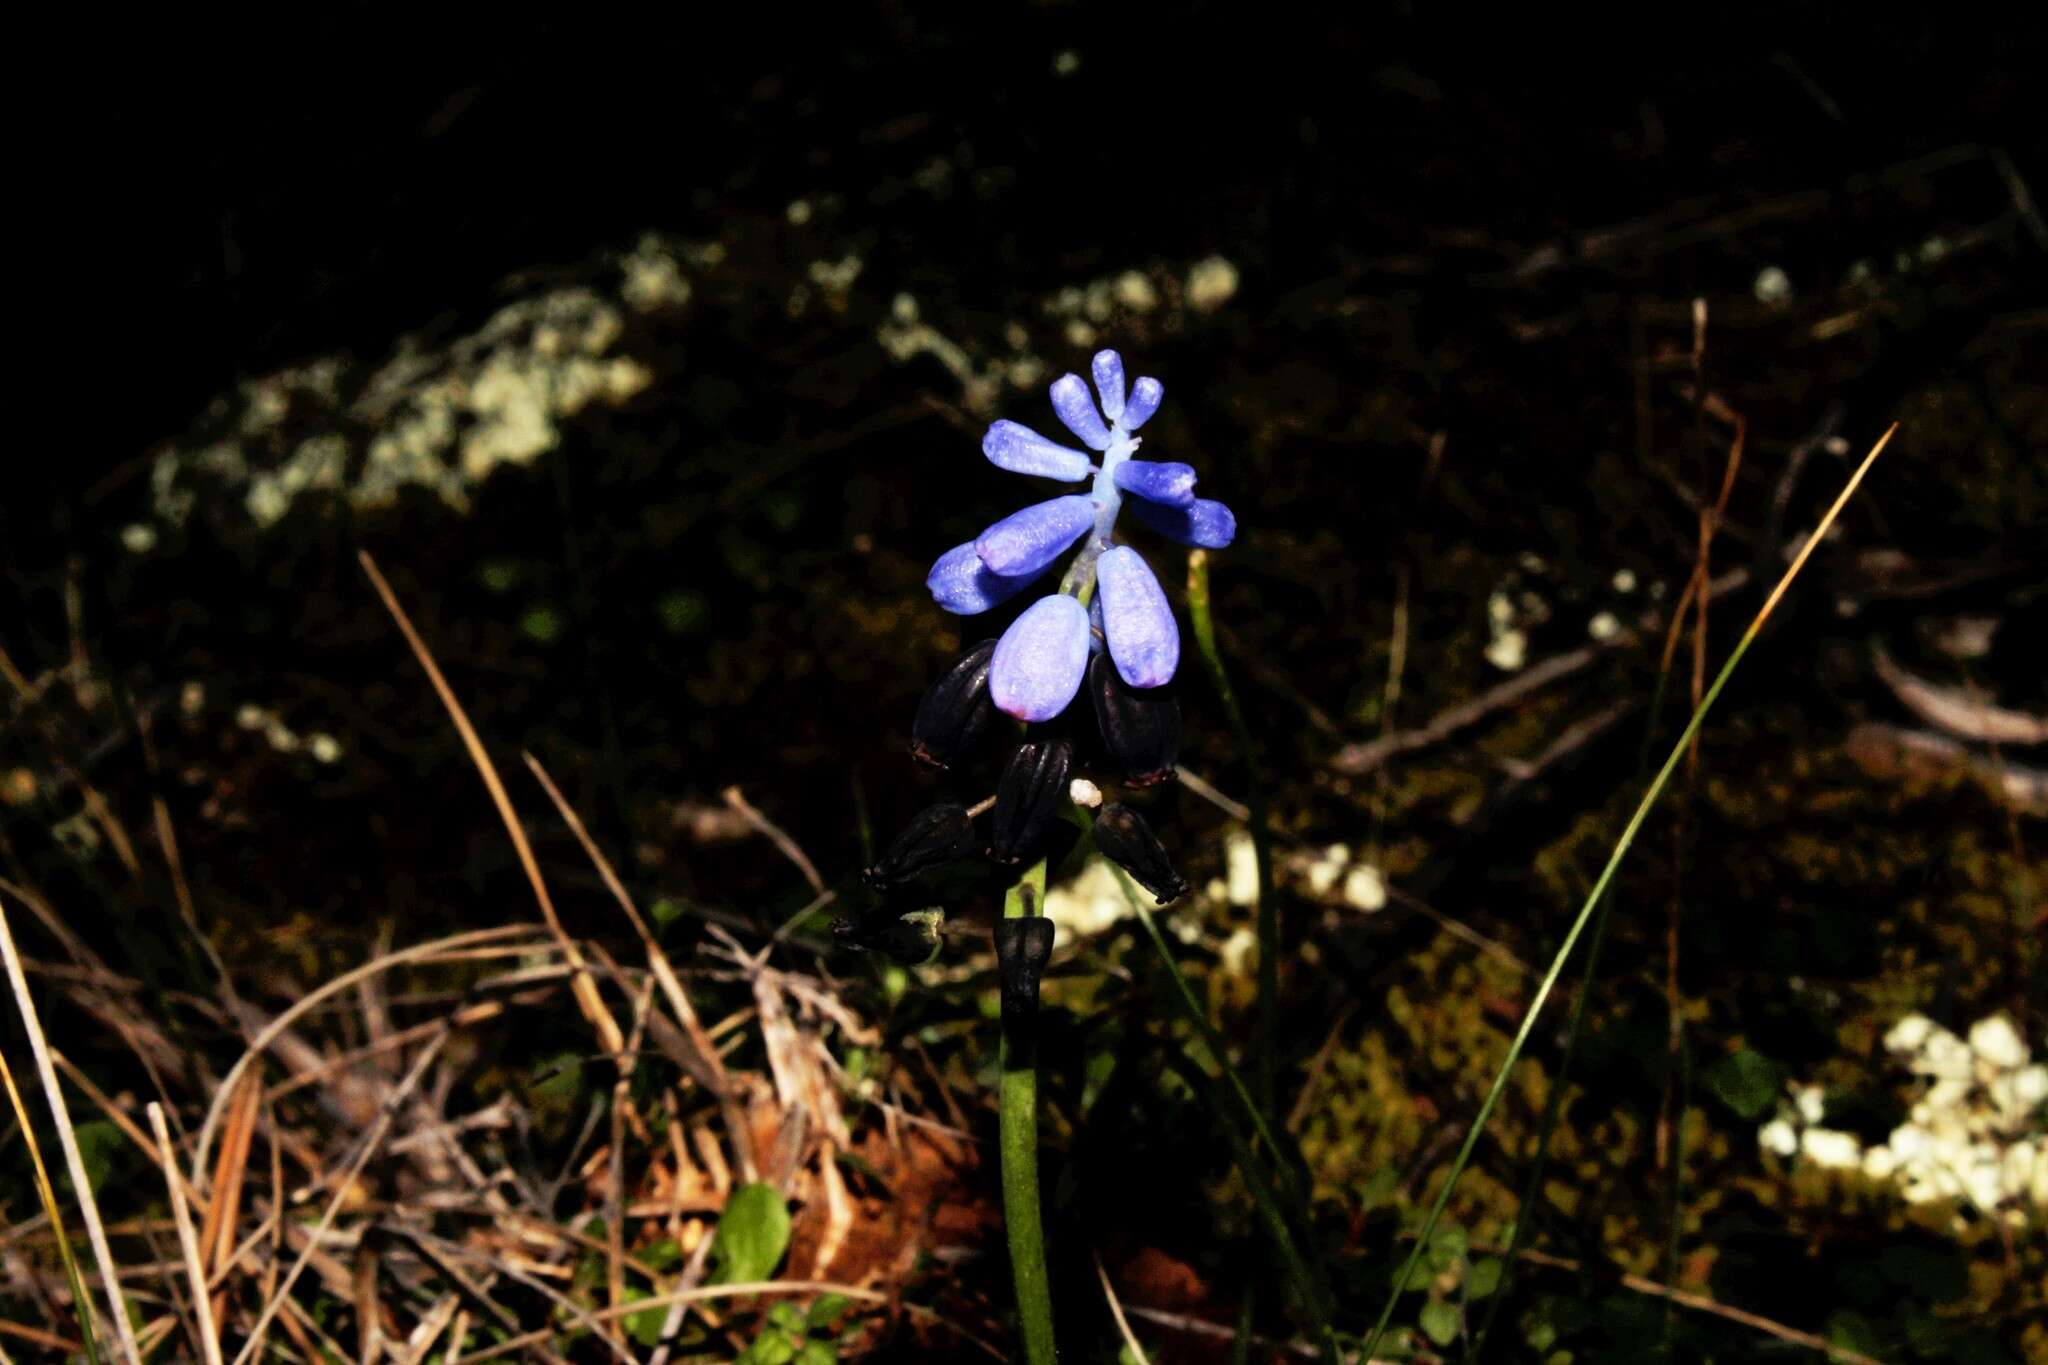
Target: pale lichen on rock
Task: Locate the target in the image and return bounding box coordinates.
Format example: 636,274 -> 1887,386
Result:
147,235 -> 707,532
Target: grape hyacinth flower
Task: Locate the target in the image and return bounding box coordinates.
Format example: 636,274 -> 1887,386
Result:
927,350 -> 1236,723
840,351 -> 1228,963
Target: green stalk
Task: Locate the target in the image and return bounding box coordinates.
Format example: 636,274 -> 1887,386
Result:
1186,550 -> 1279,1116
1466,667 -> 1673,1362
999,857 -> 1057,1365
1359,427 -> 1894,1361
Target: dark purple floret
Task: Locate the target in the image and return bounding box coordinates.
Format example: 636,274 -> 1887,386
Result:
1093,803 -> 1189,904
910,640 -> 998,768
864,804 -> 979,888
990,737 -> 1073,863
1087,655 -> 1181,787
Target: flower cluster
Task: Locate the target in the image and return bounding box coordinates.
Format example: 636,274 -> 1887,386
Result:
926,349 -> 1235,721
836,352 -> 1228,961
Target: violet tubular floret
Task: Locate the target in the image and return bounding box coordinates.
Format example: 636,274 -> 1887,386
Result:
910,639 -> 998,768
864,803 -> 980,888
1088,654 -> 1181,787
990,595 -> 1091,722
1121,375 -> 1164,431
1090,349 -> 1127,421
975,495 -> 1099,579
1049,373 -> 1115,450
983,420 -> 1094,482
1129,495 -> 1237,549
1096,545 -> 1180,689
1112,459 -> 1198,507
990,737 -> 1073,864
1093,803 -> 1190,905
928,541 -> 1045,616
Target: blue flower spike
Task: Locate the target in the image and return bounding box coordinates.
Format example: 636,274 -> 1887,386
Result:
991,595 -> 1092,721
922,349 -> 1233,723
1096,545 -> 1179,688
983,419 -> 1093,481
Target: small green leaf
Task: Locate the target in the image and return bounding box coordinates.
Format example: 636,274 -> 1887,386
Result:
1426,1223 -> 1469,1272
1419,1299 -> 1461,1347
1355,1165 -> 1399,1211
623,1288 -> 669,1347
806,1293 -> 850,1331
1705,1048 -> 1782,1120
795,1341 -> 837,1365
709,1183 -> 791,1286
1466,1256 -> 1504,1299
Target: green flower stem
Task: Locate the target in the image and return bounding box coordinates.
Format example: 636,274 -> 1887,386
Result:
1000,857 -> 1057,1365
1185,549 -> 1279,1117
1360,428 -> 1894,1362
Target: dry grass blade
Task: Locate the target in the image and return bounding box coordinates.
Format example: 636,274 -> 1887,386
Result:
146,1104 -> 223,1365
1093,1252 -> 1150,1365
523,751 -> 762,1182
191,923 -> 544,1183
1358,423 -> 1899,1362
1,1039 -> 99,1362
357,550 -> 625,1060
230,1032 -> 449,1365
0,891 -> 142,1365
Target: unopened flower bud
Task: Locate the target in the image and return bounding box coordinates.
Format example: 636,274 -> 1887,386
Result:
833,907 -> 945,965
990,738 -> 1073,863
864,804 -> 978,888
1088,654 -> 1180,786
911,640 -> 998,768
1093,803 -> 1189,904
994,915 -> 1056,1020
1067,777 -> 1102,809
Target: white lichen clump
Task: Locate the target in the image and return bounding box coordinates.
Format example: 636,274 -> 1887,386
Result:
149,234 -> 704,531
1759,1011 -> 2047,1227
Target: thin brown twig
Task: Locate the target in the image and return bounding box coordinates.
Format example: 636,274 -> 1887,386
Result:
230,1032 -> 449,1365
1093,1252 -> 1150,1365
1480,1242 -> 1887,1365
720,785 -> 826,896
522,751 -> 761,1183
190,924 -> 548,1186
357,550 -> 625,1064
0,891 -> 145,1365
147,1103 -> 224,1365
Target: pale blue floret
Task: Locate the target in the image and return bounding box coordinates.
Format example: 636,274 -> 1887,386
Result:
1050,373 -> 1114,450
928,348 -> 1236,721
989,594 -> 1092,722
927,541 -> 1046,614
982,420 -> 1093,481
1111,459 -> 1197,506
1096,545 -> 1179,688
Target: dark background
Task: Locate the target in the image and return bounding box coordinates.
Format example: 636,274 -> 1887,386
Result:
7,7 -> 2045,1360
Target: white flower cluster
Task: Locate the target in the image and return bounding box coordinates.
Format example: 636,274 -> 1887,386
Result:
1759,1012 -> 2048,1226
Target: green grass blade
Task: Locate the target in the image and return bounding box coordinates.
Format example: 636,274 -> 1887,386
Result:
1360,426 -> 1896,1361
1186,549 -> 1280,1115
